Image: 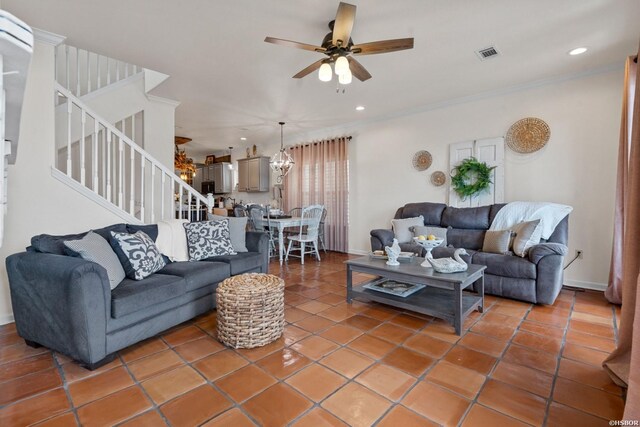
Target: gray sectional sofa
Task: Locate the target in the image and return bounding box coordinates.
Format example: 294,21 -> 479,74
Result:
370,202 -> 569,305
6,223 -> 269,369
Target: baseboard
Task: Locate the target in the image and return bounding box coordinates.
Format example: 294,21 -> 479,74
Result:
0,314 -> 15,326
564,279 -> 607,292
348,249 -> 369,256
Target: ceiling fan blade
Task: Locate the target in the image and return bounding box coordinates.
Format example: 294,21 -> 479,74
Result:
264,36 -> 326,53
332,2 -> 356,47
347,57 -> 372,81
351,38 -> 414,55
292,59 -> 325,79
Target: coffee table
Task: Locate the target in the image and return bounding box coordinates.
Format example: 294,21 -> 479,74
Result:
345,256 -> 486,335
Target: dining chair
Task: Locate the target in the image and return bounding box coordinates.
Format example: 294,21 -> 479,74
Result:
285,204 -> 324,264
249,205 -> 277,256
233,205 -> 248,218
284,207 -> 303,238
318,207 -> 327,253
288,207 -> 302,217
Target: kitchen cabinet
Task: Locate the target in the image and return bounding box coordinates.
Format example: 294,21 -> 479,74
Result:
213,162 -> 233,193
237,157 -> 270,192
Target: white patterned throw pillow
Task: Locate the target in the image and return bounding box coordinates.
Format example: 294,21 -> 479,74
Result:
109,231 -> 167,280
183,220 -> 237,261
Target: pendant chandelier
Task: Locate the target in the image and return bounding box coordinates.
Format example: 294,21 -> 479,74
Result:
269,122 -> 294,183
174,143 -> 196,180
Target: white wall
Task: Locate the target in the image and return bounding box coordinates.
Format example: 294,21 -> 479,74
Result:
0,39 -> 176,324
293,68 -> 623,289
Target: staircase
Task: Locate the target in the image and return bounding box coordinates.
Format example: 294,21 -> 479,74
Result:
53,45 -> 211,224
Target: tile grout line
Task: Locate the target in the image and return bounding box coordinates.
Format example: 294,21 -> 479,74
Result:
112,351 -> 175,427
540,290 -> 577,426
53,351 -> 82,426
454,299 -> 534,427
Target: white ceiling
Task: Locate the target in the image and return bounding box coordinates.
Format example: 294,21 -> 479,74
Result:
4,0 -> 640,158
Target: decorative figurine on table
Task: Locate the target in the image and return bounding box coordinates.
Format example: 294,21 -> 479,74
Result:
427,248 -> 469,273
413,235 -> 444,268
385,239 -> 402,266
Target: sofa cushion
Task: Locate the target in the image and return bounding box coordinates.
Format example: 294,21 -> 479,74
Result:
159,261 -> 230,292
110,231 -> 167,280
205,252 -> 264,275
489,204 -> 506,225
399,242 -> 423,255
184,220 -> 236,261
208,214 -> 248,252
447,229 -> 486,250
31,223 -> 127,255
391,216 -> 424,243
473,252 -> 537,280
512,220 -> 543,257
126,224 -> 159,241
63,231 -> 126,290
111,273 -> 186,318
482,230 -> 512,255
442,206 -> 491,229
399,202 -> 447,225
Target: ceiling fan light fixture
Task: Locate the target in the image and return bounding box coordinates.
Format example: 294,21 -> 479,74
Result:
338,68 -> 352,85
318,62 -> 333,82
334,55 -> 349,75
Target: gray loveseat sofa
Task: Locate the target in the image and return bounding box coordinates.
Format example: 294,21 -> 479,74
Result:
6,223 -> 269,369
370,202 -> 568,305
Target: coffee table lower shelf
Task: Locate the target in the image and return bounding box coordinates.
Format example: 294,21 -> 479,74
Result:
351,282 -> 482,330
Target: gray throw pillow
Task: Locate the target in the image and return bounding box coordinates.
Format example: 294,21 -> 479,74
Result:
512,220 -> 543,257
207,214 -> 248,252
391,216 -> 424,243
482,230 -> 512,255
64,231 -> 126,289
109,231 -> 167,280
184,220 -> 237,261
411,225 -> 447,247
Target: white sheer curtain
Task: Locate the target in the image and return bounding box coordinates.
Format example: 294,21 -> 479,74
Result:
283,137 -> 349,252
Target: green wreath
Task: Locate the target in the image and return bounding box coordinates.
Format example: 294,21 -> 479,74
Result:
451,157 -> 496,199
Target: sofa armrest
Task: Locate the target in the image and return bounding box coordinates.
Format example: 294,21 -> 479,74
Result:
528,243 -> 568,264
528,243 -> 567,304
370,229 -> 394,251
245,231 -> 269,273
6,252 -> 111,364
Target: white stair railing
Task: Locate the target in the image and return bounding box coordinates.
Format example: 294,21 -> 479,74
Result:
55,82 -> 211,223
55,44 -> 143,97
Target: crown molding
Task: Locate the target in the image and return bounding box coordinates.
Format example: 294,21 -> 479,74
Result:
287,61 -> 624,143
33,28 -> 65,46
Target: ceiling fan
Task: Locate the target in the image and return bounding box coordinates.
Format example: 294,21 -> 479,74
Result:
264,2 -> 414,85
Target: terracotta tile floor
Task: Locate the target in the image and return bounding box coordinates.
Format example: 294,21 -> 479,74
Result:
0,252 -> 625,426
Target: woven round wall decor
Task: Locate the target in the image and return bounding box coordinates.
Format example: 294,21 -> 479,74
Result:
430,171 -> 446,186
412,150 -> 432,171
505,117 -> 550,153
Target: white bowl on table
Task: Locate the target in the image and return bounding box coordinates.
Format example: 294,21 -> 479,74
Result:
413,237 -> 444,268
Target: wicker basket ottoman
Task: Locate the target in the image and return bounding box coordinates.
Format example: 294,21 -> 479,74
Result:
216,273 -> 285,349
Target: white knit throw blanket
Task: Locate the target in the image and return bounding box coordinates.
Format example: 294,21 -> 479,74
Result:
489,201 -> 573,240
156,219 -> 189,261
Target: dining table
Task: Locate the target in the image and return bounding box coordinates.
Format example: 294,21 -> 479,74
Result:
254,216 -> 310,264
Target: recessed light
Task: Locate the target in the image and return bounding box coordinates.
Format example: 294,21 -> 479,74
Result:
355,106 -> 365,111
240,137 -> 247,141
569,47 -> 587,56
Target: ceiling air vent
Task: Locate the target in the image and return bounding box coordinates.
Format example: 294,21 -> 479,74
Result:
476,46 -> 499,61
